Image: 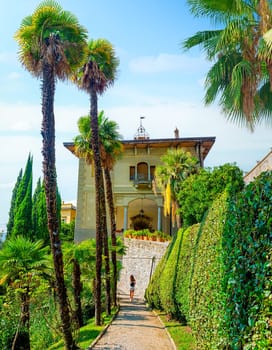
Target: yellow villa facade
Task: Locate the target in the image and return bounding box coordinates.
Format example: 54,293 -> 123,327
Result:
64,124 -> 215,242
61,201 -> 77,224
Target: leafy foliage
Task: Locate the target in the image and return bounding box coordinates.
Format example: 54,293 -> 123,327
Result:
175,224 -> 200,323
32,178 -> 50,244
189,192 -> 229,349
6,169 -> 22,239
155,149 -> 199,228
159,230 -> 184,317
145,237 -> 176,309
147,170 -> 272,349
222,171 -> 272,349
184,0 -> 272,129
177,163 -> 244,227
10,154 -> 33,240
60,220 -> 75,243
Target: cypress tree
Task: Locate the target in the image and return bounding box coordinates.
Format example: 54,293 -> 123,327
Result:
11,154 -> 33,239
7,154 -> 62,243
32,178 -> 50,244
6,168 -> 23,239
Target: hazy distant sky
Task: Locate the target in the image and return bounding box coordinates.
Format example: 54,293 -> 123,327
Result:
0,0 -> 271,229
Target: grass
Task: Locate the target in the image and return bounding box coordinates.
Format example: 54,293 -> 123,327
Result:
157,311 -> 196,350
48,309 -> 118,350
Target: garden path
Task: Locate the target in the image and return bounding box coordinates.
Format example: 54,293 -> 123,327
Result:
89,294 -> 176,350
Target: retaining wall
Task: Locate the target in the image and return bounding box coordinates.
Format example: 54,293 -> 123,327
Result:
117,238 -> 169,299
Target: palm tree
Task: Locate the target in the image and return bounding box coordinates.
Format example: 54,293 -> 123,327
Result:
73,39 -> 119,325
99,114 -> 123,307
0,236 -> 50,350
14,2 -> 88,348
183,0 -> 272,130
63,240 -> 96,328
155,149 -> 199,230
74,111 -> 123,310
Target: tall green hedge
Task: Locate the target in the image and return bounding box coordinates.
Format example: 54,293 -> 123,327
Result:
159,229 -> 184,317
175,224 -> 200,323
145,235 -> 176,309
189,192 -> 229,349
146,171 -> 272,349
222,171 -> 272,349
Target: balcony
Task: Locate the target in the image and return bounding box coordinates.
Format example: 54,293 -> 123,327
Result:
132,174 -> 152,189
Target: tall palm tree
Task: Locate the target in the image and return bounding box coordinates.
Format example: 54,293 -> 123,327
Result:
0,236 -> 50,350
155,149 -> 199,230
184,0 -> 272,130
99,114 -> 123,307
74,113 -> 111,316
73,39 -> 119,325
14,1 -> 88,348
74,111 -> 123,309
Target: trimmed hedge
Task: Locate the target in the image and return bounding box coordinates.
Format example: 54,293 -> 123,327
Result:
146,171 -> 272,349
145,235 -> 176,309
159,229 -> 184,317
175,224 -> 200,323
222,171 -> 272,349
189,192 -> 229,349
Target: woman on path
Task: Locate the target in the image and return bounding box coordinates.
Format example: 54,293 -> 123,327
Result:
129,275 -> 136,301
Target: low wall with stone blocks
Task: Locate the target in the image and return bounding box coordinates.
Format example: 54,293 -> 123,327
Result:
117,238 -> 170,300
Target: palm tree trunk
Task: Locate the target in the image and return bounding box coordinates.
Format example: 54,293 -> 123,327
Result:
42,62 -> 78,350
100,173 -> 111,316
12,290 -> 31,350
72,259 -> 83,327
104,167 -> 118,307
90,88 -> 103,326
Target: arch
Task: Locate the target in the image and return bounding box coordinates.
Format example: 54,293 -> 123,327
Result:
128,198 -> 157,231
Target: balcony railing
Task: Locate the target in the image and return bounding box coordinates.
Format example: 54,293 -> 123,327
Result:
132,174 -> 152,189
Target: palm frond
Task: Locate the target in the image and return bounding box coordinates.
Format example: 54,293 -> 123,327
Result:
14,1 -> 87,79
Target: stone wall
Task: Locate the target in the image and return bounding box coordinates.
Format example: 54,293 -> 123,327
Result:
117,238 -> 169,299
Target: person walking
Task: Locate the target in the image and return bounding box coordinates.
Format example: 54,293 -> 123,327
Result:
129,275 -> 136,301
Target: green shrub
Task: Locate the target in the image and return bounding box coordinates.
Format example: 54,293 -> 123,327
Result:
145,236 -> 176,309
159,229 -> 184,317
175,224 -> 200,323
222,171 -> 272,349
0,289 -> 21,350
189,192 -> 229,349
177,163 -> 244,227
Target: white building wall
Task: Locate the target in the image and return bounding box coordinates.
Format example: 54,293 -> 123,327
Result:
244,149 -> 272,184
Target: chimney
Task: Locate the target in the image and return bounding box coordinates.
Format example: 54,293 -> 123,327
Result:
174,127 -> 179,138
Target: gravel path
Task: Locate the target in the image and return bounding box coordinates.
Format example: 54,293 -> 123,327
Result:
89,295 -> 175,350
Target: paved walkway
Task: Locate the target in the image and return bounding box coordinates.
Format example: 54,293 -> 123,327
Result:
89,295 -> 176,350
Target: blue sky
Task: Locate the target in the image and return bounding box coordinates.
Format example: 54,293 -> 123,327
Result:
0,0 -> 271,230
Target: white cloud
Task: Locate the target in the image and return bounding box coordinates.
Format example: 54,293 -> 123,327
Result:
129,53 -> 209,73
0,102 -> 87,134
0,103 -> 40,131
8,72 -> 21,80
0,52 -> 17,63
105,100 -> 271,172
0,95 -> 271,228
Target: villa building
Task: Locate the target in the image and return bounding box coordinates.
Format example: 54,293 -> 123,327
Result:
61,201 -> 77,224
64,120 -> 215,242
243,148 -> 272,184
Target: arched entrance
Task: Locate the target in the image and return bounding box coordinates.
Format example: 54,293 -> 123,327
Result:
127,198 -> 158,231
